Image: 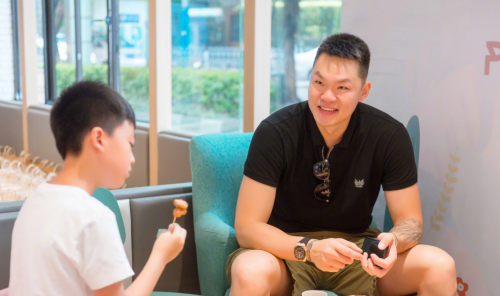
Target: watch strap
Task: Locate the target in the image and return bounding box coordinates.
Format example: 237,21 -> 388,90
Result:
298,237 -> 313,246
306,239 -> 318,262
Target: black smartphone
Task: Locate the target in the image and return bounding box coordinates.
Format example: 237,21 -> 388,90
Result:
362,237 -> 389,268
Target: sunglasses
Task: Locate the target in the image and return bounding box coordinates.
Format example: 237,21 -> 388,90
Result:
313,146 -> 333,202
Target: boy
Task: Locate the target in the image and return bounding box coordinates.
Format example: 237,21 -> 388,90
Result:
9,81 -> 186,296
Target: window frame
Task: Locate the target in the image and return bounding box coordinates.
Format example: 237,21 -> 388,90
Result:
42,0 -> 121,104
12,0 -> 22,101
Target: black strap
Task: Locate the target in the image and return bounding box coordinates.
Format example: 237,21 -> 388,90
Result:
299,237 -> 313,245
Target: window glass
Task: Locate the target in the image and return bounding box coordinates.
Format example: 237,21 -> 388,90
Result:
270,0 -> 342,113
81,0 -> 109,84
119,0 -> 149,122
0,0 -> 16,101
171,0 -> 243,134
54,0 -> 77,97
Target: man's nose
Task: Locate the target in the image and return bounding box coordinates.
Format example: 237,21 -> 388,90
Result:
321,89 -> 337,101
131,153 -> 136,166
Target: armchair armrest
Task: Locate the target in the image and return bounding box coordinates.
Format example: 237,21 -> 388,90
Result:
195,212 -> 239,296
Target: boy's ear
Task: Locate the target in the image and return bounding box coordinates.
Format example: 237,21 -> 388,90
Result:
89,127 -> 106,153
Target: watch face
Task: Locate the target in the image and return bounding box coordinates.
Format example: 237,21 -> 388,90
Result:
294,245 -> 306,261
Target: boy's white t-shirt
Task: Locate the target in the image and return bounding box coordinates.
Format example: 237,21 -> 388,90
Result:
9,182 -> 134,296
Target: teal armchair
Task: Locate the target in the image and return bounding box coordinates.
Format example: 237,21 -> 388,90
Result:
189,116 -> 420,296
190,133 -> 251,296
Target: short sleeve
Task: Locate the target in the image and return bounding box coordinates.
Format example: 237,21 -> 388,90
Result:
80,210 -> 134,290
382,126 -> 418,191
244,121 -> 285,187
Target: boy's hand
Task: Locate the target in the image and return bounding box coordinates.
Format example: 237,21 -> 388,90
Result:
152,223 -> 187,265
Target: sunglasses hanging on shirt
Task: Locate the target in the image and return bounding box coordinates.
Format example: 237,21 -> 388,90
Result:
313,146 -> 333,202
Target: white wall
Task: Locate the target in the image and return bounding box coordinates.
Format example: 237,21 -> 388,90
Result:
343,1 -> 500,295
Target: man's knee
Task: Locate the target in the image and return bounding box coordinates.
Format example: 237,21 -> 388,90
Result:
422,247 -> 457,289
231,251 -> 282,291
426,248 -> 456,276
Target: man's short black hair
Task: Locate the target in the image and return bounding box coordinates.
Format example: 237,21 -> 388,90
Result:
313,33 -> 371,82
50,80 -> 136,159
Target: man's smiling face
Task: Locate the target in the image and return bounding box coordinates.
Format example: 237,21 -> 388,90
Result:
308,53 -> 371,132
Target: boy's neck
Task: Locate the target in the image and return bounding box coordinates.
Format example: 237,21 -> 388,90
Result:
49,155 -> 99,195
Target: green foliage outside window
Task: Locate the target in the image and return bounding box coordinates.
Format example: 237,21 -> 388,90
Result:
55,64 -> 278,120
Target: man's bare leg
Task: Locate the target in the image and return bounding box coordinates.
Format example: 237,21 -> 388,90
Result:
230,250 -> 292,296
377,245 -> 456,296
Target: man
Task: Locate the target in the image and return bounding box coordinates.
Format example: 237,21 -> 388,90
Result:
227,34 -> 457,296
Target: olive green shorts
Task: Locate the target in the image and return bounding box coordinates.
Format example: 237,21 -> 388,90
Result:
226,228 -> 381,296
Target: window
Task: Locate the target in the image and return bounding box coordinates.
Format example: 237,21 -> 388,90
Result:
38,0 -> 150,121
171,0 -> 244,134
81,0 -> 109,84
270,0 -> 342,112
53,0 -> 77,97
119,0 -> 149,122
0,0 -> 20,101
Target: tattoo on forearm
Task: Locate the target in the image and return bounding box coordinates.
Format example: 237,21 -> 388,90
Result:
390,218 -> 423,252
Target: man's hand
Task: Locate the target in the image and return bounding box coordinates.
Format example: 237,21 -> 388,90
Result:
310,238 -> 364,272
360,232 -> 397,278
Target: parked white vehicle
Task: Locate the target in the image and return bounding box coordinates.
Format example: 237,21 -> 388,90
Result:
294,47 -> 318,81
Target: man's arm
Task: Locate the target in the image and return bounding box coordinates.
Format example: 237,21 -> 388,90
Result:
385,183 -> 423,253
234,176 -> 303,261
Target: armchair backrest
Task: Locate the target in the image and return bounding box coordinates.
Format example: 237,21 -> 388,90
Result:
190,133 -> 253,227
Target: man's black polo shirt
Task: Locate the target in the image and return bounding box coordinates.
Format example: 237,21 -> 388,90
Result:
244,101 -> 418,234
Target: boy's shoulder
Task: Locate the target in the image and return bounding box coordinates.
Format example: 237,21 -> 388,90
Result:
26,183 -> 114,224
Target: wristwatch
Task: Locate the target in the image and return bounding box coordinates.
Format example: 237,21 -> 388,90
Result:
294,237 -> 313,262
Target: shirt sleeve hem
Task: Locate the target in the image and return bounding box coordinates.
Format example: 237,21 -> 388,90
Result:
88,268 -> 135,291
244,172 -> 279,188
382,178 -> 418,191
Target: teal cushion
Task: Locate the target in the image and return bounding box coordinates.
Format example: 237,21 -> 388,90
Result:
151,293 -> 200,296
92,187 -> 126,244
190,133 -> 253,296
225,288 -> 338,296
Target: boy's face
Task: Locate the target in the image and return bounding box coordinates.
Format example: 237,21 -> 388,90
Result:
308,54 -> 371,131
99,120 -> 136,189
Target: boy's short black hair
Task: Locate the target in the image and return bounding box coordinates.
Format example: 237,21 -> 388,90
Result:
50,81 -> 136,159
314,33 -> 371,82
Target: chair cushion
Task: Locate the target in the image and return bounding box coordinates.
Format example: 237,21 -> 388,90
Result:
151,292 -> 200,296
92,188 -> 126,244
224,288 -> 338,296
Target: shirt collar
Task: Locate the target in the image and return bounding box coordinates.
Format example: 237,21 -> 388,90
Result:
306,103 -> 359,149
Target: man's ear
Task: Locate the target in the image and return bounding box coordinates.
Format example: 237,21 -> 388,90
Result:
89,127 -> 106,153
359,81 -> 372,102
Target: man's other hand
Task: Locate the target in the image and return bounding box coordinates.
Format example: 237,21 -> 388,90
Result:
360,232 -> 397,278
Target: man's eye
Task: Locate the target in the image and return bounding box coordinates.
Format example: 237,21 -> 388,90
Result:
315,80 -> 324,85
338,86 -> 348,90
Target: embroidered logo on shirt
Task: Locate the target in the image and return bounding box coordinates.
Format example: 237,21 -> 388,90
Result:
354,179 -> 365,188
